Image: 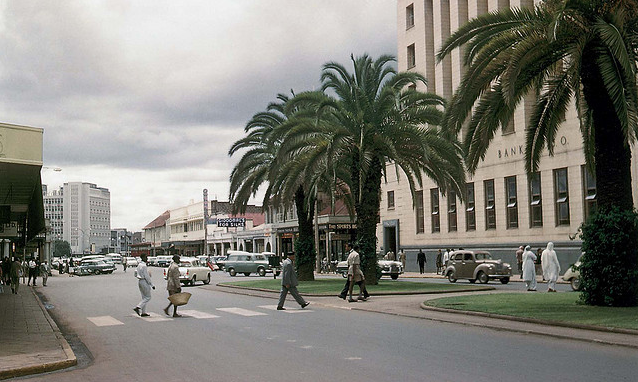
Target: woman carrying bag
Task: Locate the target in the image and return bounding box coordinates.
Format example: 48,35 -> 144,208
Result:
164,255 -> 184,317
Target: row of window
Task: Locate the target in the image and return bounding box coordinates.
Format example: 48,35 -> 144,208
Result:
389,166 -> 597,233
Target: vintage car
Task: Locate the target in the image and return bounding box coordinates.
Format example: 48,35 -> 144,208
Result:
156,255 -> 172,267
336,258 -> 404,280
444,250 -> 512,284
163,257 -> 211,286
224,251 -> 277,277
562,255 -> 582,291
123,257 -> 139,267
74,259 -> 117,276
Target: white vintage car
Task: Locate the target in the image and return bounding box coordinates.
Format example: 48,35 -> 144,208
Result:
336,258 -> 404,280
163,257 -> 211,286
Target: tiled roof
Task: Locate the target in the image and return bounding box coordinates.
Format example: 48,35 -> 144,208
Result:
143,210 -> 170,229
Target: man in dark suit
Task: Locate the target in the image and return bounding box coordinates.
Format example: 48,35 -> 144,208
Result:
417,249 -> 426,274
276,252 -> 309,310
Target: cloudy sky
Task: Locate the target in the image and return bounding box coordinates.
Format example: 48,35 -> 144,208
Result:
0,1 -> 396,231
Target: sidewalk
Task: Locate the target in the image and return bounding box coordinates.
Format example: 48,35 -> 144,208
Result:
0,283 -> 76,380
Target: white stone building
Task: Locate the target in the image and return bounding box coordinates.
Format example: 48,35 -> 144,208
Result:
59,182 -> 111,254
383,0 -> 638,273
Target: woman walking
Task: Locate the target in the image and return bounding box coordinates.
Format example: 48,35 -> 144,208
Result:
163,255 -> 182,317
522,245 -> 537,291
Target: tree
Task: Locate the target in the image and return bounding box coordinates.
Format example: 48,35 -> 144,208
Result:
285,54 -> 466,283
52,240 -> 71,258
438,0 -> 638,305
229,93 -> 318,280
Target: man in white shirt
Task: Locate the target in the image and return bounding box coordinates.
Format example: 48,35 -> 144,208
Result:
133,254 -> 155,317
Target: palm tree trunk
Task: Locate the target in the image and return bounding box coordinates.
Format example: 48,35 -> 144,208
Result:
294,186 -> 316,281
581,45 -> 634,212
355,157 -> 383,284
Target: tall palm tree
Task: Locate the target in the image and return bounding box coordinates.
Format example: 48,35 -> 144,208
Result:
286,54 -> 466,283
438,0 -> 638,306
228,93 -> 319,280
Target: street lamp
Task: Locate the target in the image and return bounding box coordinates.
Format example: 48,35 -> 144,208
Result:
74,227 -> 88,254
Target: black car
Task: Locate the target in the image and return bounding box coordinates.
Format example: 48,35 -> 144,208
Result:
74,260 -> 116,276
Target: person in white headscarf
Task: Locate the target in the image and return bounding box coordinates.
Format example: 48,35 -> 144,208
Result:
541,242 -> 561,292
522,245 -> 537,291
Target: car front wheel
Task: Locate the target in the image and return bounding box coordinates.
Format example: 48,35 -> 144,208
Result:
94,269 -> 101,275
477,271 -> 489,284
203,274 -> 211,284
258,268 -> 266,277
571,277 -> 581,291
500,277 -> 510,284
448,270 -> 457,283
228,268 -> 236,277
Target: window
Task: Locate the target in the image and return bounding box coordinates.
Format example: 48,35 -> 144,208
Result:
582,166 -> 597,220
415,190 -> 424,233
387,191 -> 395,209
431,188 -> 440,233
484,179 -> 496,229
406,4 -> 415,29
529,172 -> 543,227
554,168 -> 570,225
407,44 -> 416,69
448,190 -> 457,232
505,176 -> 518,228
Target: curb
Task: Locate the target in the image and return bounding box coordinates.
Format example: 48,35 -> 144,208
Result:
215,283 -> 495,296
0,288 -> 77,380
419,302 -> 638,336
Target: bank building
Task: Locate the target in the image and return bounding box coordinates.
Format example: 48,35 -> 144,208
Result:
381,0 -> 638,272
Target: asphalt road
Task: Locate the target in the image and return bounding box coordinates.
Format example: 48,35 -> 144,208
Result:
26,268 -> 637,382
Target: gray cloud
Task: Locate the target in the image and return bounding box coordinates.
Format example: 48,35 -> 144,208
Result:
3,0 -> 396,230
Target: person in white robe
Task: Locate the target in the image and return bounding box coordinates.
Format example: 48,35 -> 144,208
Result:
522,245 -> 537,291
541,242 -> 561,292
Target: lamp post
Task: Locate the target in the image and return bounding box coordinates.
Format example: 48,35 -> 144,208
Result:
75,227 -> 88,254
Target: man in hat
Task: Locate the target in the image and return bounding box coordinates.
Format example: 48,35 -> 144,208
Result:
164,255 -> 182,317
277,252 -> 309,310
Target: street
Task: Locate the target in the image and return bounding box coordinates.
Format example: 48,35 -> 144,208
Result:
25,269 -> 638,382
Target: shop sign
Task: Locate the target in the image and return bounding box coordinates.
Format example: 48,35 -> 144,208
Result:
217,218 -> 246,227
328,223 -> 356,230
0,222 -> 18,237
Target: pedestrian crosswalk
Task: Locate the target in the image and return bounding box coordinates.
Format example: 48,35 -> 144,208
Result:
87,305 -> 312,326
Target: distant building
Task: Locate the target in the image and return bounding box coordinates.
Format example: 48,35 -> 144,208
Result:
45,182 -> 112,254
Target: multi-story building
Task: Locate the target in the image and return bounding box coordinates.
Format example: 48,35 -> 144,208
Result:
384,0 -> 638,273
57,182 -> 111,254
43,185 -> 64,241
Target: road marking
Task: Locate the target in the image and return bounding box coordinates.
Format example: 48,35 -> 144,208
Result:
345,357 -> 362,360
179,310 -> 219,319
300,345 -> 313,349
87,316 -> 124,326
258,305 -> 312,313
217,307 -> 267,317
135,312 -> 172,322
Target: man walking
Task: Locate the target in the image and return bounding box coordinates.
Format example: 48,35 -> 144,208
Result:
417,249 -> 426,274
398,249 -> 406,270
338,243 -> 370,301
277,252 -> 309,310
163,255 -> 182,317
40,261 -> 49,287
10,257 -> 21,294
133,254 -> 154,317
27,258 -> 37,286
346,243 -> 367,302
516,246 -> 524,279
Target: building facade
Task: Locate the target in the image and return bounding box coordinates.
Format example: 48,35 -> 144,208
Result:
60,182 -> 111,254
43,185 -> 64,241
385,0 -> 638,273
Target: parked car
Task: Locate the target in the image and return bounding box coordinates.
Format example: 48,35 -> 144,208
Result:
105,253 -> 122,264
124,257 -> 139,267
146,256 -> 158,266
163,257 -> 211,285
444,250 -> 512,284
224,251 -> 277,277
214,255 -> 227,271
562,255 -> 582,291
74,259 -> 117,276
156,255 -> 172,267
336,258 -> 404,280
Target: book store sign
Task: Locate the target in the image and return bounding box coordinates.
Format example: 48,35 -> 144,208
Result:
217,218 -> 246,227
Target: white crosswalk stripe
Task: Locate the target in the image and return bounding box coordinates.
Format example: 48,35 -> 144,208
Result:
87,316 -> 124,326
258,305 -> 312,313
216,307 -> 268,316
179,310 -> 219,319
135,312 -> 172,322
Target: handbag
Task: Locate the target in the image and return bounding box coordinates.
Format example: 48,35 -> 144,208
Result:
168,292 -> 192,306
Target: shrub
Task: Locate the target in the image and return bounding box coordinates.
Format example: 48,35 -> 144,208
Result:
580,207 -> 638,306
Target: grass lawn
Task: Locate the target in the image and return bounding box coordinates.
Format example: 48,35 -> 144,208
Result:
424,293 -> 638,330
219,278 -> 492,295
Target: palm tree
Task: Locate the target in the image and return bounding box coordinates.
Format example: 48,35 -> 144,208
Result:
228,93 -> 319,280
285,54 -> 466,283
438,0 -> 638,306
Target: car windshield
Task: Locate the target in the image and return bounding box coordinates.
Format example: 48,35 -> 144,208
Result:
179,261 -> 193,267
474,253 -> 493,260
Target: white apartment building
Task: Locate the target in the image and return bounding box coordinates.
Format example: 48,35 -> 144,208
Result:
43,185 -> 64,241
384,0 -> 638,272
60,182 -> 111,254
